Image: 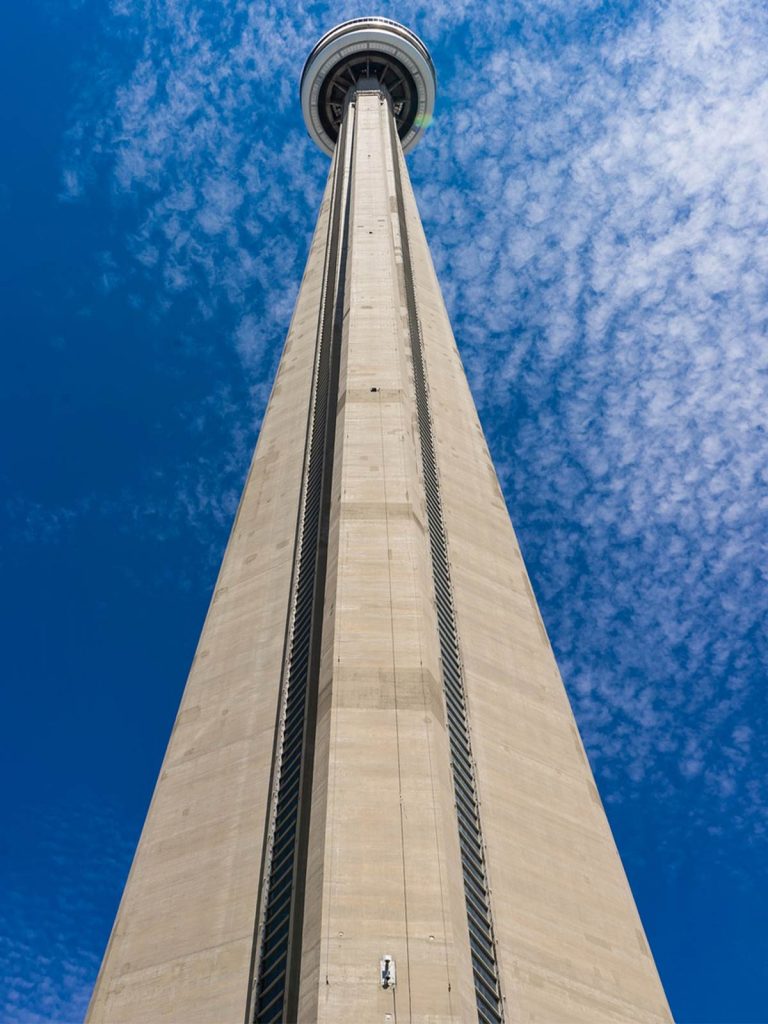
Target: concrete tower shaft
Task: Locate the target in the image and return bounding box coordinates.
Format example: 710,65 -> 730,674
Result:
87,22 -> 672,1024
250,86 -> 495,1024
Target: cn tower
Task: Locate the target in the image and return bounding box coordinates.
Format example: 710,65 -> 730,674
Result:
87,19 -> 671,1024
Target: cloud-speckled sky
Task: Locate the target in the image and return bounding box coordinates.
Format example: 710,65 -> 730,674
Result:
2,1 -> 767,1020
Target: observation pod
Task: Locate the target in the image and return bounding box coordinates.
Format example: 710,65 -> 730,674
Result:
300,17 -> 436,155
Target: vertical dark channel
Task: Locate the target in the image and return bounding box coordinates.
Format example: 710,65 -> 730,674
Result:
387,110 -> 505,1024
247,105 -> 355,1024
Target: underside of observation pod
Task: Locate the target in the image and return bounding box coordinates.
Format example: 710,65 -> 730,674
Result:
300,17 -> 436,155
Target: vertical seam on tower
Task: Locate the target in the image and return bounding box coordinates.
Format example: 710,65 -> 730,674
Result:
247,104 -> 354,1024
387,109 -> 506,1024
372,92 -> 415,1024
382,92 -> 455,1016
377,386 -> 413,1022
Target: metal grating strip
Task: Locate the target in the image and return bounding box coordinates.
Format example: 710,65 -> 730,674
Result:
387,104 -> 505,1024
248,105 -> 354,1024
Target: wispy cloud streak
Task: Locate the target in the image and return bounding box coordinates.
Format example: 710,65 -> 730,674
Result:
1,800 -> 134,1022
56,0 -> 768,851
414,0 -> 768,836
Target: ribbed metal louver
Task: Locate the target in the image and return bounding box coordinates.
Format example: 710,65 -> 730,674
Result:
249,111 -> 354,1024
388,112 -> 505,1024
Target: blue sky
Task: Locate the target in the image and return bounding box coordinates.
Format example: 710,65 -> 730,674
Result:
1,0 -> 767,1020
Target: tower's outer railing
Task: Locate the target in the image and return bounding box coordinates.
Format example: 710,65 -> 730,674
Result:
300,17 -> 436,156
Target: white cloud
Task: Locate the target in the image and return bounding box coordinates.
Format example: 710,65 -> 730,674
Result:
0,800 -> 134,1023
56,0 -> 768,841
413,0 -> 768,834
